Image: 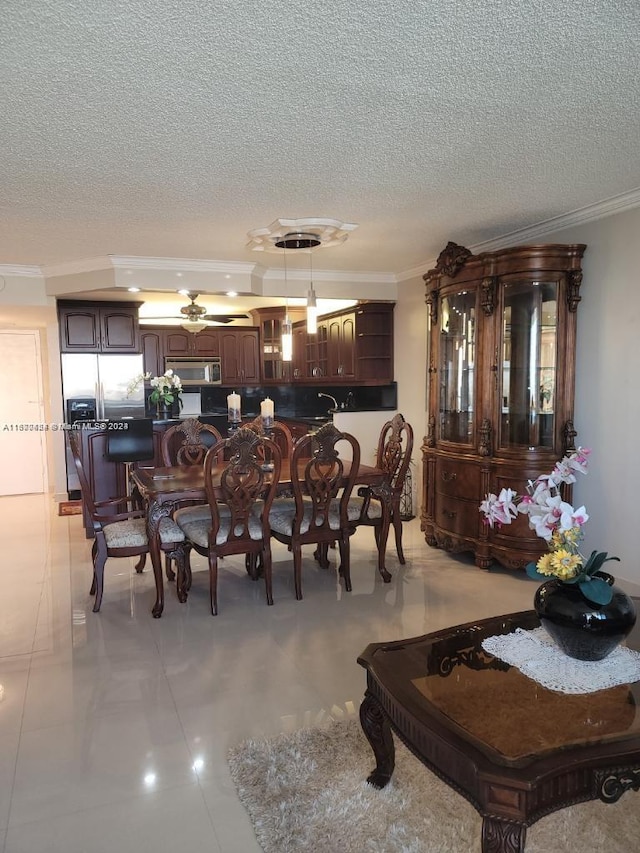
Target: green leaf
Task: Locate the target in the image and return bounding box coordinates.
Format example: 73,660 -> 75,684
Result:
582,551 -> 620,576
578,577 -> 613,605
525,562 -> 547,581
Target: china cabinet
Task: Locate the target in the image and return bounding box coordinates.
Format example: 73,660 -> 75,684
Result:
420,242 -> 586,569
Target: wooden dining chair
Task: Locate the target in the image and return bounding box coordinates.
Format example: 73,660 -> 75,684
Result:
347,413 -> 414,582
174,426 -> 282,615
159,418 -> 224,579
69,430 -> 186,612
160,418 -> 223,466
269,422 -> 360,600
244,415 -> 294,461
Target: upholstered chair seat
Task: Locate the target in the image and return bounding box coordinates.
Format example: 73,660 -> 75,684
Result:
103,517 -> 185,549
177,513 -> 264,548
269,498 -> 345,536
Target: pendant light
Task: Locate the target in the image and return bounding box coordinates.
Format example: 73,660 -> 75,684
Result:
275,231 -> 321,359
280,241 -> 292,362
306,246 -> 318,334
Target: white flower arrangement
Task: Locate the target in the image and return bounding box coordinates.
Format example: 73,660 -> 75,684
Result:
127,370 -> 183,407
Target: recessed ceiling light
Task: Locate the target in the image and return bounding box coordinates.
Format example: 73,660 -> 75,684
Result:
127,287 -> 140,292
176,272 -> 183,278
226,291 -> 238,297
177,289 -> 190,296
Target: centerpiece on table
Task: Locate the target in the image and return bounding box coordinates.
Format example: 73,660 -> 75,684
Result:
480,448 -> 636,661
128,370 -> 183,419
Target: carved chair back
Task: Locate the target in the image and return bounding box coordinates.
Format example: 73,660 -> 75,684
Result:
160,418 -> 223,466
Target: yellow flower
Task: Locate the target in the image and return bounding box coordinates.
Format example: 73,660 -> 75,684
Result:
550,549 -> 582,580
535,553 -> 555,576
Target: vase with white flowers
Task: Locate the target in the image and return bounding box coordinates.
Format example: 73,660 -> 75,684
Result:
127,370 -> 183,418
480,448 -> 636,660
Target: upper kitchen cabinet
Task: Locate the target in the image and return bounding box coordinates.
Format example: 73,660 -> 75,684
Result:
192,330 -> 221,357
219,327 -> 261,385
140,328 -> 164,377
353,303 -> 394,382
252,307 -> 308,383
141,326 -> 223,375
327,312 -> 355,380
291,303 -> 393,384
157,328 -> 221,357
420,242 -> 586,571
58,301 -> 141,353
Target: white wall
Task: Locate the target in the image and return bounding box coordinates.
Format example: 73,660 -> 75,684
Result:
393,276 -> 428,515
533,206 -> 640,584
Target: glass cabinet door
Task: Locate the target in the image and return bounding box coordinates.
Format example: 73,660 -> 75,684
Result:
439,290 -> 476,443
500,280 -> 557,449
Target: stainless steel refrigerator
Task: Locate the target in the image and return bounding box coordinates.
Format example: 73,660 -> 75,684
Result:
61,353 -> 145,495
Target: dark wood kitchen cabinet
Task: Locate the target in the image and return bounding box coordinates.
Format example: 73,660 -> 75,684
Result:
353,303 -> 394,382
328,312 -> 355,379
140,328 -> 164,377
58,301 -> 141,353
219,328 -> 261,385
291,324 -> 307,381
292,303 -> 393,384
141,326 -> 222,374
420,242 -> 586,571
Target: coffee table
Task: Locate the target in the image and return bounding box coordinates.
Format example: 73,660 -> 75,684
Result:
358,606 -> 640,852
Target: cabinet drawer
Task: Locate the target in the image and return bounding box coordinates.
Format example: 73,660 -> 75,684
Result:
435,458 -> 479,499
435,495 -> 480,537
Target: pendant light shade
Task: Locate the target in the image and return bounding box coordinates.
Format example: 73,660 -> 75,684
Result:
306,247 -> 318,334
281,314 -> 293,362
280,240 -> 293,362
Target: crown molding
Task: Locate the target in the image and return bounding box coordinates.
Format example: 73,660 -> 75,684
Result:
0,264 -> 44,278
394,186 -> 640,280
42,254 -> 258,277
14,187 -> 640,285
472,186 -> 640,253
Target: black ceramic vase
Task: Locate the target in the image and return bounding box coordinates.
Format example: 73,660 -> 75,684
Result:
534,572 -> 637,661
155,401 -> 171,419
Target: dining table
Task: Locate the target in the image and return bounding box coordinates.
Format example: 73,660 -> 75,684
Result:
130,458 -> 390,617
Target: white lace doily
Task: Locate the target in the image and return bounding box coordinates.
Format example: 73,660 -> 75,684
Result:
481,627 -> 640,694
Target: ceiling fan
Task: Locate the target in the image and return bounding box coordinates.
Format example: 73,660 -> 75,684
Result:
149,292 -> 250,331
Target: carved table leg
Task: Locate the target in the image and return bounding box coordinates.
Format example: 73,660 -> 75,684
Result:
481,816 -> 526,853
359,692 -> 395,788
147,499 -> 169,618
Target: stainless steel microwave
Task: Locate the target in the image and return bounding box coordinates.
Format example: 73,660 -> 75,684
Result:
164,357 -> 222,385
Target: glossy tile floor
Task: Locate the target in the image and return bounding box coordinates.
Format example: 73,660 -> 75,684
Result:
2,495 -> 639,852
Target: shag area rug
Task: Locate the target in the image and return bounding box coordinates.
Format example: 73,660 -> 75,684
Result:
228,718 -> 639,853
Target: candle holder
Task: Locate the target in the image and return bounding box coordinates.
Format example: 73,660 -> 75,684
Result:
227,391 -> 242,434
260,426 -> 275,472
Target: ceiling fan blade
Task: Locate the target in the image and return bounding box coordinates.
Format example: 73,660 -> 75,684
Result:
202,314 -> 250,323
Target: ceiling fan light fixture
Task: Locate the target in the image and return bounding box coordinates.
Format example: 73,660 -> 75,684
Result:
181,320 -> 208,334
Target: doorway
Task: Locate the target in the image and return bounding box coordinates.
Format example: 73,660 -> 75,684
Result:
0,330 -> 47,495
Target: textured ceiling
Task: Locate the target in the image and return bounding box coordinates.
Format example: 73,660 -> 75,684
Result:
2,0 -> 640,275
